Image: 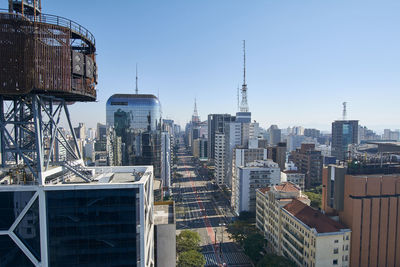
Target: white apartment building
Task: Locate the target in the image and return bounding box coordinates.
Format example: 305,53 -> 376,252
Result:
249,122 -> 260,139
231,147 -> 267,212
215,133 -> 225,184
233,159 -> 281,214
161,131 -> 171,188
256,184 -> 351,267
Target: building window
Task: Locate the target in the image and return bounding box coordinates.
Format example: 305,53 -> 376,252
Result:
333,259 -> 338,265
334,239 -> 338,243
333,248 -> 338,254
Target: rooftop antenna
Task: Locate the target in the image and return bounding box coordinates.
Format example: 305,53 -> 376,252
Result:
192,98 -> 200,123
239,40 -> 249,112
135,64 -> 138,94
243,41 -> 246,86
342,102 -> 347,120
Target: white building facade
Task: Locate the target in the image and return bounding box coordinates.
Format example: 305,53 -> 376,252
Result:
214,133 -> 226,185
234,159 -> 281,214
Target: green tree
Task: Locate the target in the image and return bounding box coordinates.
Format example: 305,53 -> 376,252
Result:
243,233 -> 266,263
226,220 -> 256,245
256,254 -> 296,267
304,191 -> 321,209
176,230 -> 201,254
177,250 -> 206,267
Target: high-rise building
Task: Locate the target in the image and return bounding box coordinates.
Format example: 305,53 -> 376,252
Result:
231,146 -> 268,211
214,133 -> 226,184
106,94 -> 161,176
322,164 -> 400,267
0,165 -> 155,267
331,120 -> 358,161
161,132 -> 171,189
267,142 -> 287,171
223,122 -> 243,187
382,129 -> 400,141
304,128 -> 321,139
233,159 -> 281,214
97,123 -> 107,142
207,114 -> 235,161
290,143 -> 323,188
268,125 -> 281,145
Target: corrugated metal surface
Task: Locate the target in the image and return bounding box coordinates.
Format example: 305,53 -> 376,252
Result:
0,12 -> 96,101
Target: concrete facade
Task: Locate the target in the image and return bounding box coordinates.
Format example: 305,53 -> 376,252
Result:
234,160 -> 281,214
215,133 -> 225,185
231,147 -> 268,212
340,173 -> 400,267
331,120 -> 358,161
256,186 -> 350,267
290,143 -> 323,189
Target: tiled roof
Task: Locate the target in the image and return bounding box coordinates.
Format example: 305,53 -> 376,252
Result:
258,187 -> 270,194
283,199 -> 348,233
274,182 -> 300,192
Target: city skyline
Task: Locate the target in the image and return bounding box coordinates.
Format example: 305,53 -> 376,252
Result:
4,0 -> 399,131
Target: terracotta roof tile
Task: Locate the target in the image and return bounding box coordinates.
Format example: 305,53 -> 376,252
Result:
258,187 -> 270,194
274,182 -> 300,192
283,199 -> 347,233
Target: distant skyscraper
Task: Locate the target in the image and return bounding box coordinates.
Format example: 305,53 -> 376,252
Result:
207,114 -> 235,161
268,125 -> 281,145
331,120 -> 358,161
106,94 -> 161,176
161,131 -> 171,188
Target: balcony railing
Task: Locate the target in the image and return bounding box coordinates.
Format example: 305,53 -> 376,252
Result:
0,8 -> 95,46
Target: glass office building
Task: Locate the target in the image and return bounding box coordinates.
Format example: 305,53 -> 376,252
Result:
106,94 -> 161,176
332,120 -> 359,161
0,166 -> 154,267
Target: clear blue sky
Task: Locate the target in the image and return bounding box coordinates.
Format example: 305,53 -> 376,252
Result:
2,0 -> 399,132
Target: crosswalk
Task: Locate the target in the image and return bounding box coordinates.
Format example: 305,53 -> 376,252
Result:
204,252 -> 219,266
204,251 -> 253,267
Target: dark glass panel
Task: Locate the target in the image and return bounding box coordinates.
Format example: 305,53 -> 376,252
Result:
14,198 -> 40,261
0,235 -> 35,267
0,191 -> 35,230
46,188 -> 138,267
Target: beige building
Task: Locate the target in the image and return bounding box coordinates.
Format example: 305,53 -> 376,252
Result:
192,139 -> 200,158
257,183 -> 351,267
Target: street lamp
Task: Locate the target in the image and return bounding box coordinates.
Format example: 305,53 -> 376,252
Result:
219,223 -> 226,253
214,228 -> 217,248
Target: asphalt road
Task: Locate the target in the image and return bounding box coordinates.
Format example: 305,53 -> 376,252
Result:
173,141 -> 252,267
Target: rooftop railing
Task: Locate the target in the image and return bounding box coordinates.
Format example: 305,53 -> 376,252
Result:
0,8 -> 95,46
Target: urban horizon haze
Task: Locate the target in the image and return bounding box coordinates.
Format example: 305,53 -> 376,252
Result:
3,0 -> 398,132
